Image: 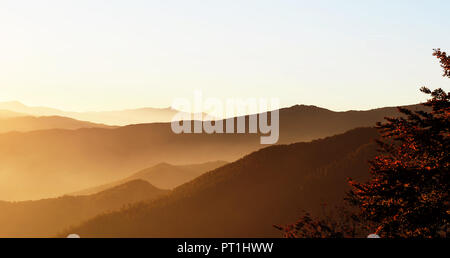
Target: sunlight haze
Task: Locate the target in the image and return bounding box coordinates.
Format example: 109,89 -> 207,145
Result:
0,0 -> 449,112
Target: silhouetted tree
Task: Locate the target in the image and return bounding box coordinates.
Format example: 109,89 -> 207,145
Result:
276,50 -> 449,238
434,48 -> 450,78
274,205 -> 369,238
348,49 -> 449,238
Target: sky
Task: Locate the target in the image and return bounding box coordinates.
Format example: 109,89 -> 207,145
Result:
0,0 -> 449,112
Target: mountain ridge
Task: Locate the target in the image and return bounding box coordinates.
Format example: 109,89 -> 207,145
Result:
0,103 -> 421,201
0,101 -> 209,126
0,179 -> 169,237
72,160 -> 228,195
0,115 -> 114,133
62,127 -> 380,237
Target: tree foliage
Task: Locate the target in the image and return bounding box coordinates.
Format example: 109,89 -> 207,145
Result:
278,49 -> 449,238
348,49 -> 449,238
274,205 -> 370,238
433,48 -> 450,78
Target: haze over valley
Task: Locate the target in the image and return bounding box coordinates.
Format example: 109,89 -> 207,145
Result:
0,103 -> 420,201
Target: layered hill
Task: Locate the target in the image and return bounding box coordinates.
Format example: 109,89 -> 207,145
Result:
278,104 -> 423,143
73,161 -> 228,195
0,104 -> 417,201
0,115 -> 113,133
63,127 -> 379,238
0,101 -> 206,126
0,180 -> 168,237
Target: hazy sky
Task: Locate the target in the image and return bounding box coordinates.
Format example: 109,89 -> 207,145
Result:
0,0 -> 449,112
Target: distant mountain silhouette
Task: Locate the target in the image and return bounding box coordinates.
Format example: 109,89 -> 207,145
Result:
0,104 -> 420,201
0,101 -> 209,126
0,115 -> 113,133
0,180 -> 168,237
277,104 -> 424,143
72,161 -> 228,195
62,127 -> 379,237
